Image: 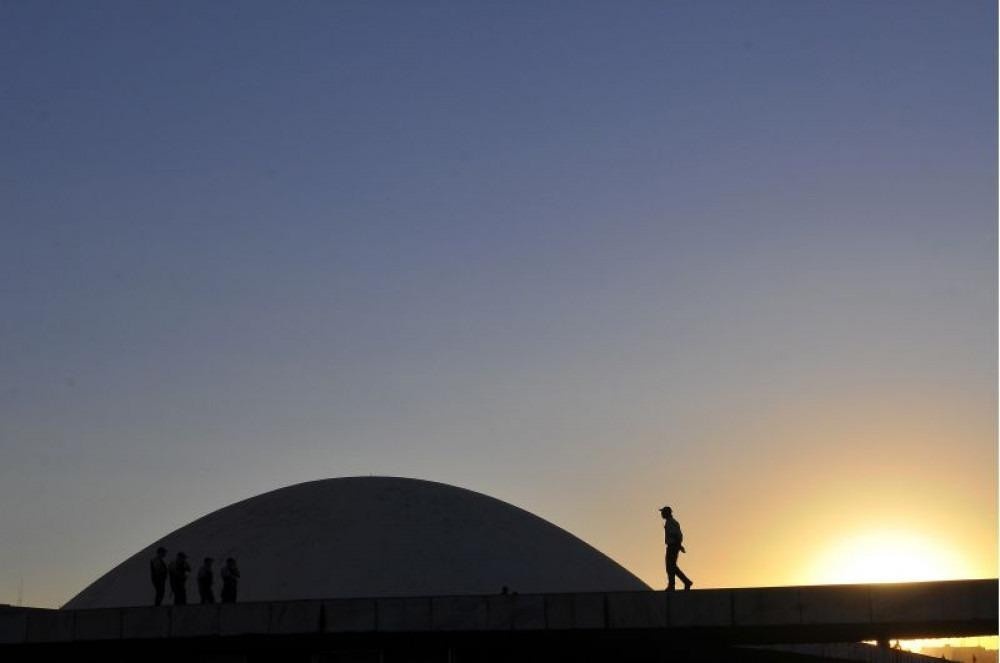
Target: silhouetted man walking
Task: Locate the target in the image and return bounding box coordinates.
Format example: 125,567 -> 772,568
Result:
660,506 -> 692,591
150,546 -> 168,606
220,557 -> 240,603
197,557 -> 215,604
168,551 -> 191,605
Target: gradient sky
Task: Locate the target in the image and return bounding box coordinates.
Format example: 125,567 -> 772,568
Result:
1,1 -> 996,609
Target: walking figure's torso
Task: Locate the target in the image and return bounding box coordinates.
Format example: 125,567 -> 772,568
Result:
664,516 -> 683,548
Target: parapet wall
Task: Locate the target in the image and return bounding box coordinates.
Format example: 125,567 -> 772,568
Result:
2,579 -> 996,648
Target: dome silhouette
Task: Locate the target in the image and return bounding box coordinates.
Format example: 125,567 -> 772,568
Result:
64,476 -> 649,608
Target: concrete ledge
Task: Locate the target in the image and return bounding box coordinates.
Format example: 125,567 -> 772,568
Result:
324,598 -> 376,633
544,594 -> 574,630
799,585 -> 871,625
269,600 -> 322,635
220,602 -> 270,637
484,595 -> 514,630
545,593 -> 606,630
74,608 -> 122,641
607,592 -> 666,629
574,593 -> 608,629
510,595 -> 546,630
969,579 -> 999,617
870,580 -> 995,625
170,604 -> 220,638
122,606 -> 170,639
0,611 -> 28,644
432,596 -> 488,631
26,610 -> 75,643
2,578 -> 993,648
377,598 -> 431,632
485,595 -> 545,630
873,583 -> 940,623
669,589 -> 732,627
734,587 -> 800,626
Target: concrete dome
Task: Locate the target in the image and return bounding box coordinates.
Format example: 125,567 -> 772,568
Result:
64,477 -> 648,608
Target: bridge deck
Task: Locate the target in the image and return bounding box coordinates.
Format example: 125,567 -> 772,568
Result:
1,579 -> 996,653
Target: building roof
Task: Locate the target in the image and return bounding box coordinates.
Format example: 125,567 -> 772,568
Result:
63,476 -> 648,608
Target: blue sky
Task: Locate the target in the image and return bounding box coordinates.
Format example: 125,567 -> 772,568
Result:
1,1 -> 995,606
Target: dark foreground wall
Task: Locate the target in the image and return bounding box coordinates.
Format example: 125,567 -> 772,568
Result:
2,579 -> 996,662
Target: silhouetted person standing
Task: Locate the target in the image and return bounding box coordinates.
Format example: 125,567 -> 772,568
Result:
660,506 -> 692,591
150,547 -> 168,606
220,557 -> 240,603
197,557 -> 215,604
168,551 -> 191,605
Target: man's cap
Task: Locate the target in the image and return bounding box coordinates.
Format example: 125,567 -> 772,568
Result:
659,505 -> 672,513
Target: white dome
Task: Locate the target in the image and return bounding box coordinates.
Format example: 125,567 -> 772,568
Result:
64,477 -> 648,608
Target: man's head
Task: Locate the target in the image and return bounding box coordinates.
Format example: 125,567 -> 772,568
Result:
659,506 -> 672,519
177,551 -> 187,560
156,546 -> 167,557
204,557 -> 214,567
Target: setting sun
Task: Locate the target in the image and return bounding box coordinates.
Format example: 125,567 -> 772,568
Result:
806,530 -> 972,585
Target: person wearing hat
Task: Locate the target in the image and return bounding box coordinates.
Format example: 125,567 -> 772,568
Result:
168,551 -> 191,605
660,506 -> 693,591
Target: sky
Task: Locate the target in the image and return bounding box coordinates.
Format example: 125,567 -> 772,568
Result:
1,1 -> 996,609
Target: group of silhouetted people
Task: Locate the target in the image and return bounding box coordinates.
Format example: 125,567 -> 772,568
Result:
150,547 -> 240,606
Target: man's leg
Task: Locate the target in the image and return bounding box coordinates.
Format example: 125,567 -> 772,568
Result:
154,580 -> 164,606
666,547 -> 678,590
674,565 -> 693,590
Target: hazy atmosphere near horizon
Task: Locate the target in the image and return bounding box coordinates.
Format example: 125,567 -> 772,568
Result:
1,1 -> 996,609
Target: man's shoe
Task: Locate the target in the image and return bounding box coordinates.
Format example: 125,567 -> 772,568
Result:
683,581 -> 693,591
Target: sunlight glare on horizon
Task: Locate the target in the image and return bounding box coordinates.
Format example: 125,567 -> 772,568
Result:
805,530 -> 972,585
